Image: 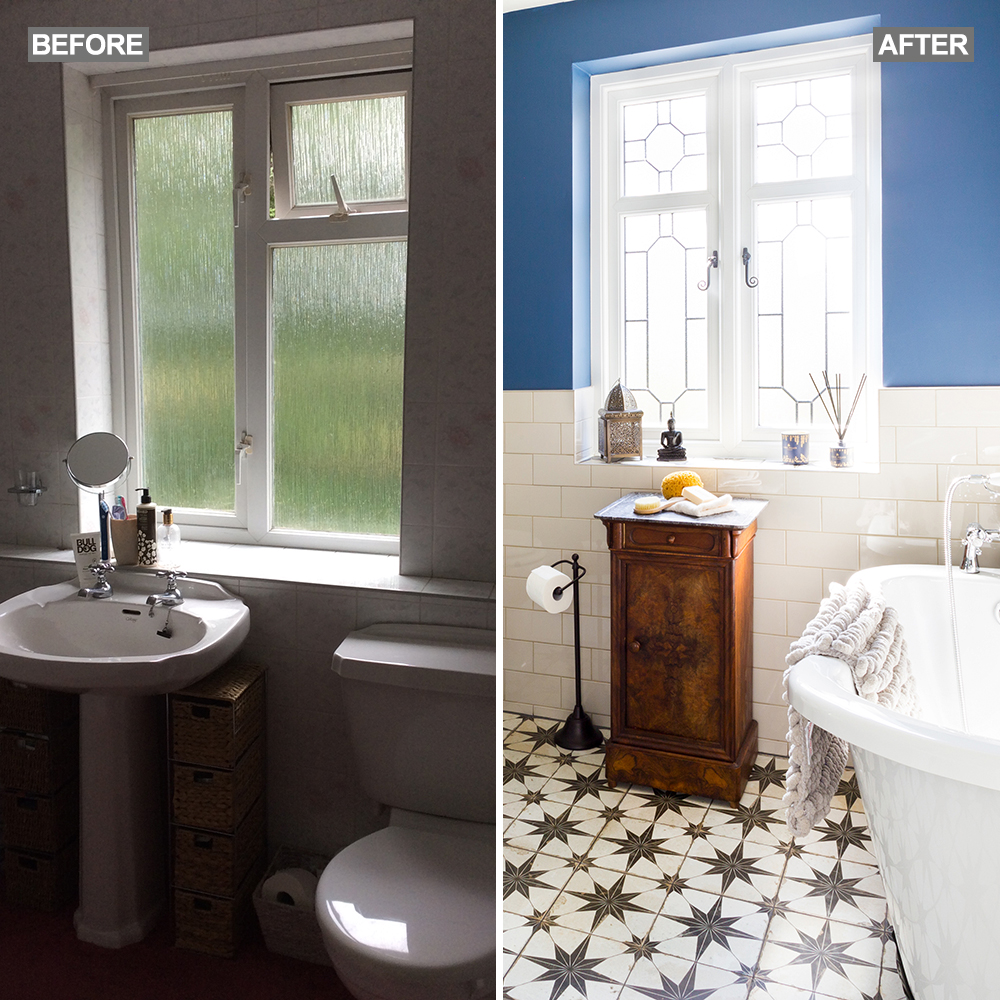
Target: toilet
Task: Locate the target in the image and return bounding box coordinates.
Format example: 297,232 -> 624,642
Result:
316,623 -> 495,1000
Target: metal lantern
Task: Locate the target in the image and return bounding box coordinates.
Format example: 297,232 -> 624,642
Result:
598,381 -> 643,462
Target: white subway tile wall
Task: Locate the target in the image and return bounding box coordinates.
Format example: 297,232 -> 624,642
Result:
503,387 -> 1000,756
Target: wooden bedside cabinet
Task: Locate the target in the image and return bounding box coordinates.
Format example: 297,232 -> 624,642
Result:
595,495 -> 768,805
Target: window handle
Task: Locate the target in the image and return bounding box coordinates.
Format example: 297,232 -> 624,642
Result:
328,173 -> 353,222
742,247 -> 758,288
697,250 -> 718,291
235,432 -> 253,486
233,172 -> 251,228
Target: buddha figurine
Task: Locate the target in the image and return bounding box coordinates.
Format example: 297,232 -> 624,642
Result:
657,415 -> 687,461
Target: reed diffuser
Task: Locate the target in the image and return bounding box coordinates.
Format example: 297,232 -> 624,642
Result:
809,371 -> 866,468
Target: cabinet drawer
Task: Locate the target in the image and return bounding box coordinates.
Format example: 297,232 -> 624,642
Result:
622,522 -> 726,557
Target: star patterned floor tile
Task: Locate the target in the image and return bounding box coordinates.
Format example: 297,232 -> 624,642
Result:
649,887 -> 770,975
549,865 -> 670,941
758,912 -> 885,998
778,854 -> 888,926
619,950 -> 747,999
792,809 -> 878,866
613,786 -> 712,830
679,834 -> 787,905
505,923 -> 635,1000
585,815 -> 691,881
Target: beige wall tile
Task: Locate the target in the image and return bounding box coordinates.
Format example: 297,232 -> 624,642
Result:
858,463 -> 937,500
784,530 -> 859,571
506,421 -> 561,454
505,452 -> 533,485
753,598 -> 787,635
534,453 -> 593,487
532,390 -> 575,422
505,484 -> 561,517
562,485 -> 621,518
503,390 -> 533,423
937,387 -> 1000,427
754,564 -> 824,603
821,497 -> 896,535
532,515 -> 593,550
785,470 -> 859,498
896,426 -> 977,464
879,387 -> 936,426
757,495 -> 823,532
752,528 -> 786,564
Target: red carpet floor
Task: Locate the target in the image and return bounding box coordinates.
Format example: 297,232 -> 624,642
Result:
0,895 -> 352,1000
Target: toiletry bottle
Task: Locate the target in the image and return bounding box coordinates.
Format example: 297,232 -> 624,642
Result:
135,486 -> 158,566
157,508 -> 181,569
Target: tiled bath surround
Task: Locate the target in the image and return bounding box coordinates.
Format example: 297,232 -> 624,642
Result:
503,386 -> 1000,755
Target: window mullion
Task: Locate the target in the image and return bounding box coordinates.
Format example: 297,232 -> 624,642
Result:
243,71 -> 271,543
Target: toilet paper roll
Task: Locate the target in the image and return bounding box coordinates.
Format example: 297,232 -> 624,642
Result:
526,565 -> 574,614
261,867 -> 318,908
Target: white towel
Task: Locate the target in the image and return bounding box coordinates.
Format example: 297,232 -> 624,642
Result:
782,581 -> 918,837
662,493 -> 734,518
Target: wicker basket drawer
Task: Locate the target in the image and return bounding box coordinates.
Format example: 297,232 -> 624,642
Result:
172,794 -> 265,897
171,737 -> 264,833
0,681 -> 78,735
173,865 -> 260,958
1,780 -> 79,853
0,723 -> 80,795
2,841 -> 79,911
170,663 -> 265,768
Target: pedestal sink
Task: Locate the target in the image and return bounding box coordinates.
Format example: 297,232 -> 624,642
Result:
0,571 -> 249,947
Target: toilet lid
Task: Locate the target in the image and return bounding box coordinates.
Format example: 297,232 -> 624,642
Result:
316,826 -> 494,973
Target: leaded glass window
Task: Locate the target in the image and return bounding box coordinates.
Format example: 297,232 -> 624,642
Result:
623,209 -> 709,428
591,36 -> 880,461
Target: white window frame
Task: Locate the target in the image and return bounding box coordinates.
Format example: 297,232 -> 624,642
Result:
590,35 -> 881,464
104,40 -> 411,552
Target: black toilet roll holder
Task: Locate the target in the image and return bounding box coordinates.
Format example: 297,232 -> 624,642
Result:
550,553 -> 604,751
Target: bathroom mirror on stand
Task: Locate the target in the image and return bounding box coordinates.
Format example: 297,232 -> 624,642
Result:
65,432 -> 132,562
65,432 -> 132,492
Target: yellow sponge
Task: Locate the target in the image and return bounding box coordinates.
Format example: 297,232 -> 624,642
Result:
661,471 -> 703,499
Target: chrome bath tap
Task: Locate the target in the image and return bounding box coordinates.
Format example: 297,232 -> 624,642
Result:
146,569 -> 187,615
79,561 -> 115,599
960,522 -> 1000,574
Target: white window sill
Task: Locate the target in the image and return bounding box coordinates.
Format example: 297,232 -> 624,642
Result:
0,542 -> 495,601
580,455 -> 879,474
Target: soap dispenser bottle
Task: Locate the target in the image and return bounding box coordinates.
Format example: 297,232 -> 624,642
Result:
135,486 -> 158,566
157,508 -> 181,569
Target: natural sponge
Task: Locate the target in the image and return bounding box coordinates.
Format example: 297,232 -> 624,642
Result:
661,470 -> 703,499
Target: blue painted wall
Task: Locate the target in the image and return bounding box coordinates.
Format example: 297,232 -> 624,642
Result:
504,1 -> 1000,389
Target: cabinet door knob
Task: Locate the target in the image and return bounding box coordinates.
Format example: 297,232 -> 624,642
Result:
629,639 -> 642,652
667,534 -> 676,544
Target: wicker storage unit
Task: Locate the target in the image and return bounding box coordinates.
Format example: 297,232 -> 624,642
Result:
168,662 -> 266,957
0,683 -> 80,911
170,737 -> 264,832
253,846 -> 333,966
0,722 -> 79,793
172,794 -> 266,897
1,780 -> 79,853
170,661 -> 265,769
3,841 -> 79,910
173,865 -> 261,958
0,680 -> 78,735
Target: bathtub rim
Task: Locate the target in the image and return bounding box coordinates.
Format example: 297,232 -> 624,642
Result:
785,563 -> 1000,794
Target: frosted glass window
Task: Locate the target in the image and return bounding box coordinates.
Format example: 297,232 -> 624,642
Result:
622,209 -> 708,427
755,74 -> 852,182
271,241 -> 406,535
622,94 -> 707,196
132,110 -> 235,512
755,197 -> 853,427
290,96 -> 406,206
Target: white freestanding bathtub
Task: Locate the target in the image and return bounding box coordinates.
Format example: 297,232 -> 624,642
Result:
786,564 -> 1000,1000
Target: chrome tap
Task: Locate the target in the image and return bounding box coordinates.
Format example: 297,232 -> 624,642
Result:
79,561 -> 115,599
960,522 -> 1000,574
146,569 -> 186,615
